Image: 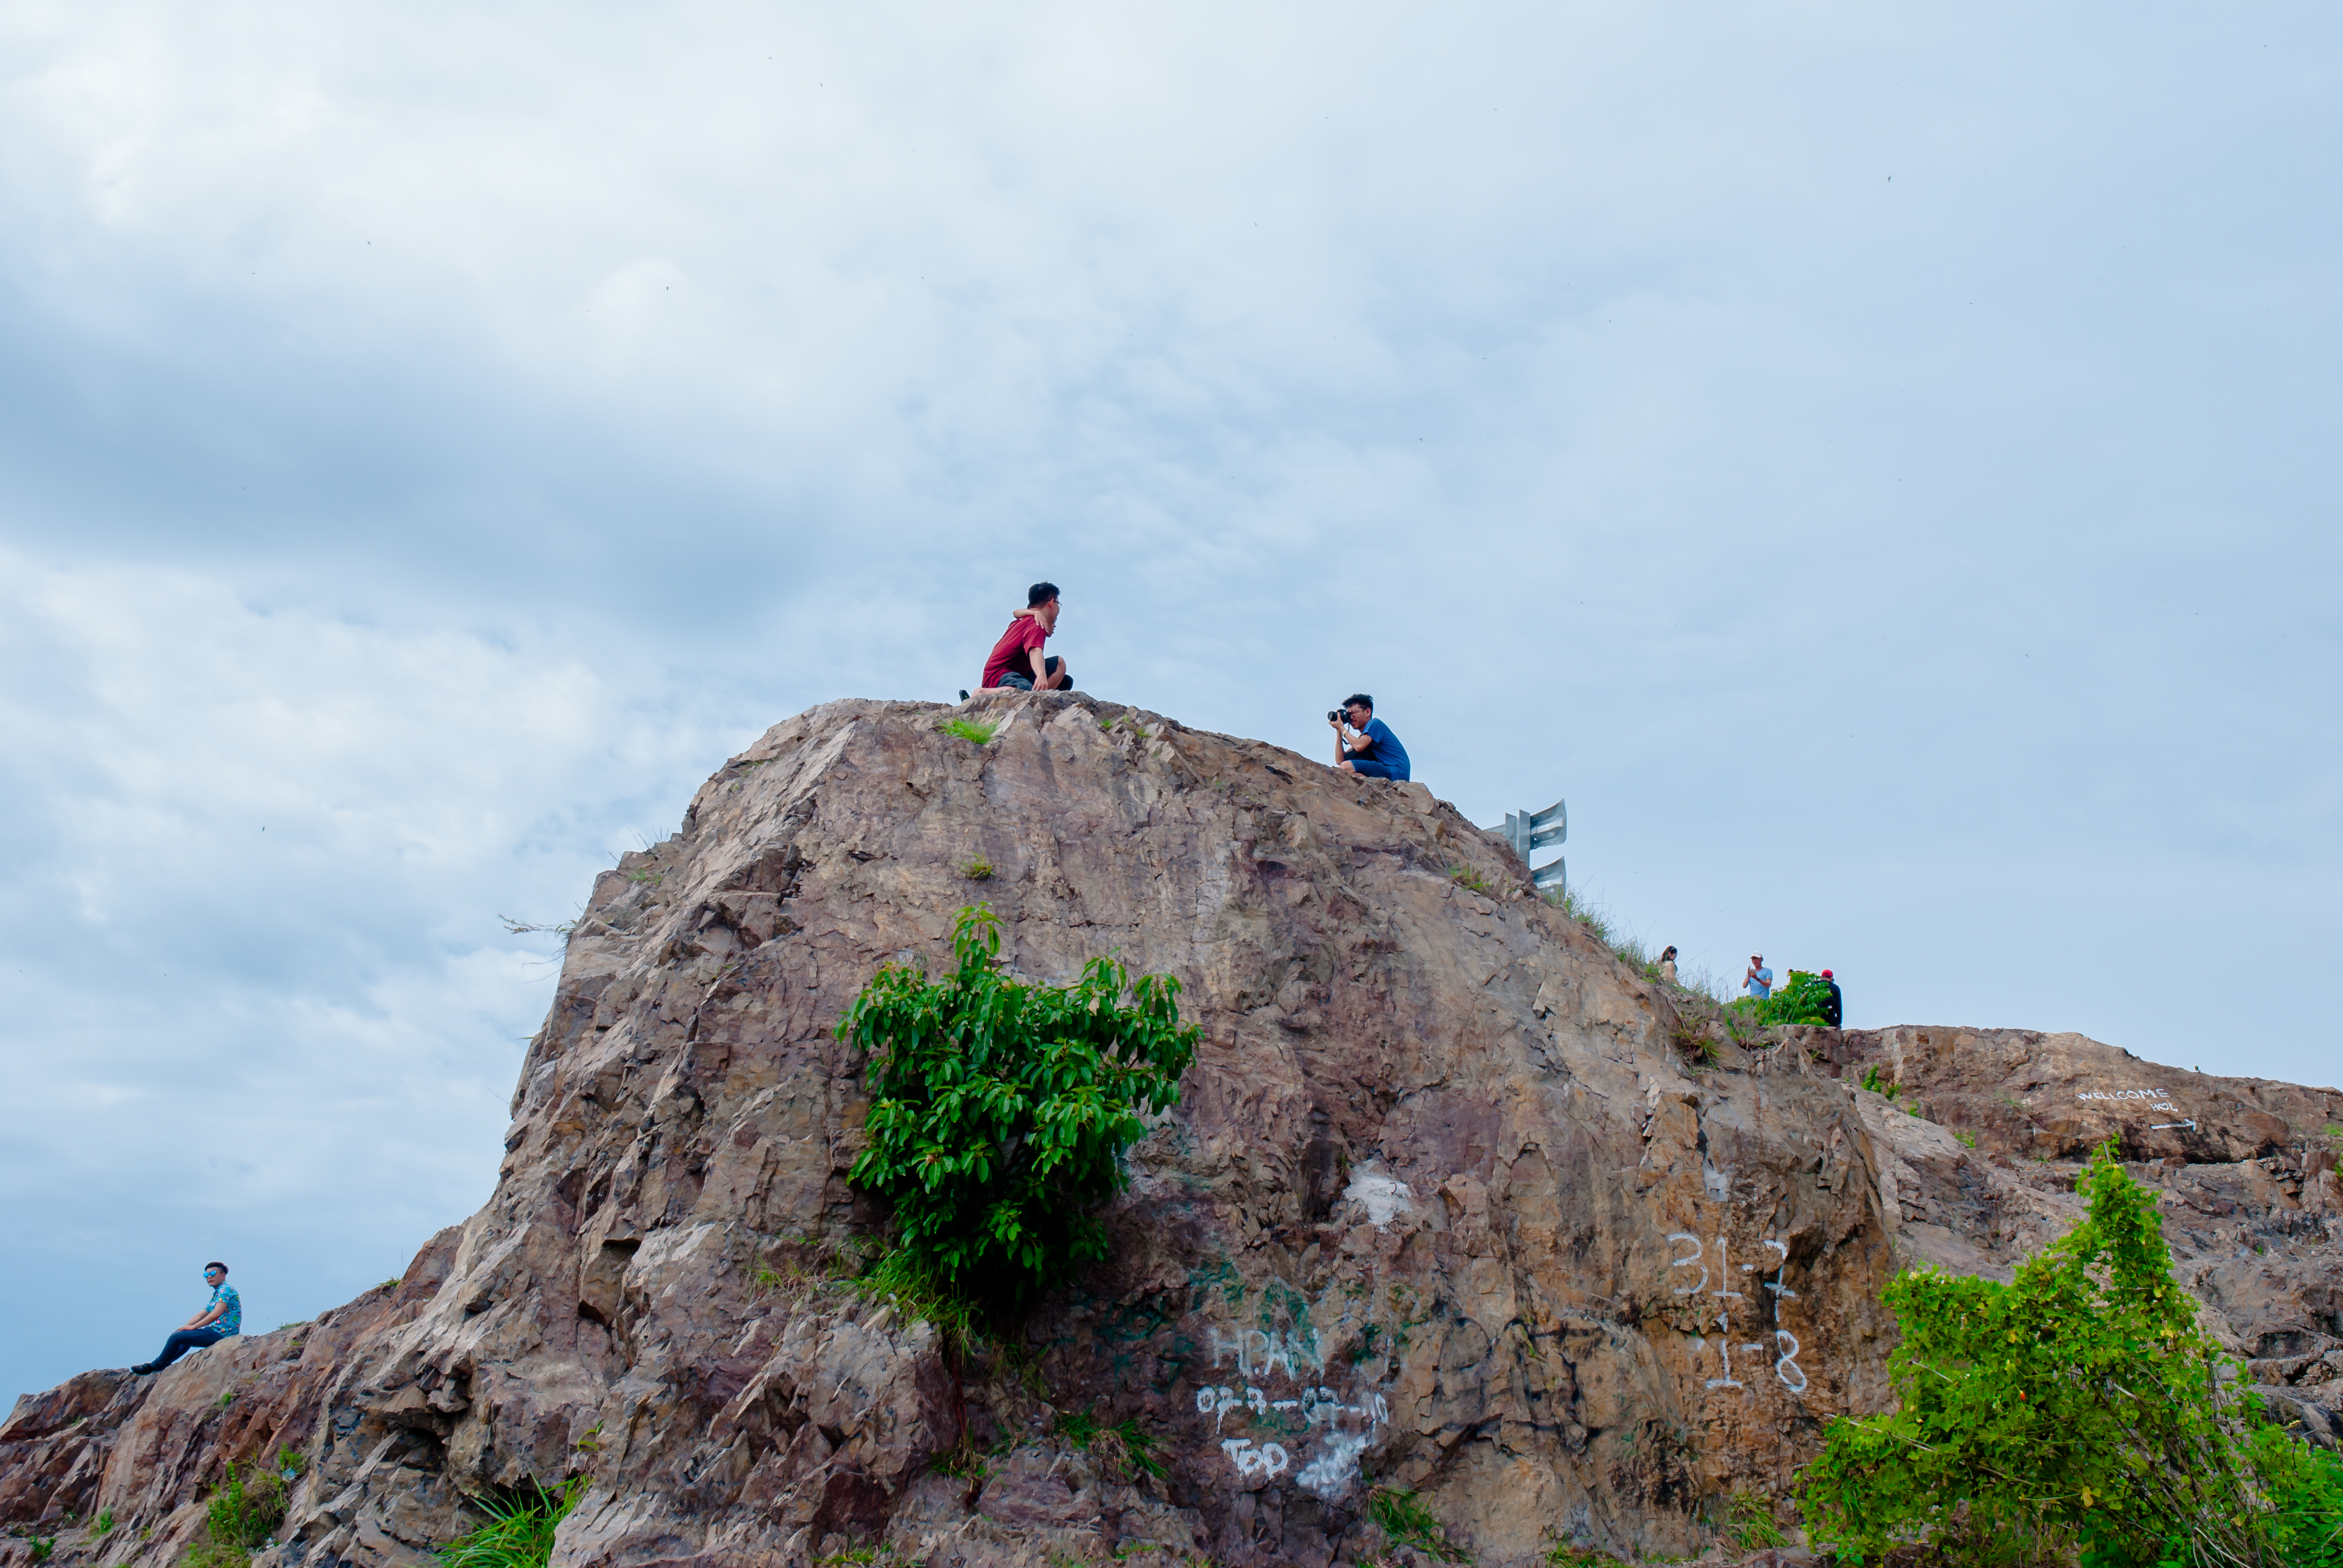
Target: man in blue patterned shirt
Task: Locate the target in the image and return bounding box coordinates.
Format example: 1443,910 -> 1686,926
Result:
132,1261 -> 241,1374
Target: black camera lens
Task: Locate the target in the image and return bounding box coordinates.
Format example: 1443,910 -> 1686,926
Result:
1328,710 -> 1343,723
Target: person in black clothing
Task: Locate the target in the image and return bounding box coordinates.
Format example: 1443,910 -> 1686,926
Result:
1820,969 -> 1844,1028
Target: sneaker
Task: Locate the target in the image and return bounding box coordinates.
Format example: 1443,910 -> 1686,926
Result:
131,1364 -> 156,1375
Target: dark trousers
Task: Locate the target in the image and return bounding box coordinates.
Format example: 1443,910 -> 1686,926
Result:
149,1328 -> 224,1370
995,656 -> 1062,692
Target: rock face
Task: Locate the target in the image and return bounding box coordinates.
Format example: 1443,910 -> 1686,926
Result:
5,693 -> 2341,1567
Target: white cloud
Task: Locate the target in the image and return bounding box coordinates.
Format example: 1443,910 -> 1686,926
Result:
0,553 -> 743,1388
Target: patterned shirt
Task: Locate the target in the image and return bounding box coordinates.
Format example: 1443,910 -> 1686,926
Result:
206,1284 -> 241,1336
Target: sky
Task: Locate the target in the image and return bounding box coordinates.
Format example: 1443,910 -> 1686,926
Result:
1,2 -> 2337,1400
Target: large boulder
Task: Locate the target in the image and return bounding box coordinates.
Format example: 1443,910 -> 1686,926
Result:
6,693 -> 2339,1566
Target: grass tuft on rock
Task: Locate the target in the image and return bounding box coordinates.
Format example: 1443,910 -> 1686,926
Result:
1368,1487 -> 1471,1563
438,1478 -> 584,1568
1722,1489 -> 1788,1551
1053,1408 -> 1165,1481
180,1452 -> 304,1568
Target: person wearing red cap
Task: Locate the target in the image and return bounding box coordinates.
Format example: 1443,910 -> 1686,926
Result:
1820,969 -> 1843,1028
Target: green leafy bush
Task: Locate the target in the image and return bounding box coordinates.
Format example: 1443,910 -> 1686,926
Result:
439,1479 -> 584,1568
2249,1429 -> 2343,1566
1795,1143 -> 2324,1566
1755,969 -> 1835,1027
841,906 -> 1199,1314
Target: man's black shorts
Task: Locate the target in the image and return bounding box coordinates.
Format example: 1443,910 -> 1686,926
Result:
994,656 -> 1063,692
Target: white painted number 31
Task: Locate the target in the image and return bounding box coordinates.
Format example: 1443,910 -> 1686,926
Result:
1670,1232 -> 1809,1396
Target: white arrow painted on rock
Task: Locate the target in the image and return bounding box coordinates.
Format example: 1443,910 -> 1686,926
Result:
2151,1120 -> 2197,1130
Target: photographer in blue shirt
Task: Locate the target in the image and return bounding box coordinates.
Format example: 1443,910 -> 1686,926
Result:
1328,694 -> 1411,782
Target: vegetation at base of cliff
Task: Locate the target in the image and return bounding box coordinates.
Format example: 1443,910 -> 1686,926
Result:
813,1546 -> 919,1567
1795,1142 -> 2343,1566
1054,1407 -> 1167,1480
1722,1489 -> 1789,1551
438,1478 -> 585,1568
841,905 -> 1200,1319
849,1247 -> 987,1350
1368,1486 -> 1472,1563
180,1449 -> 304,1568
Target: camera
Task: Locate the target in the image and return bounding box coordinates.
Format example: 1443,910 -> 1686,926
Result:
1328,709 -> 1345,724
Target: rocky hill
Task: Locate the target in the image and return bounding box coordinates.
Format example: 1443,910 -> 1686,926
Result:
5,693 -> 2339,1568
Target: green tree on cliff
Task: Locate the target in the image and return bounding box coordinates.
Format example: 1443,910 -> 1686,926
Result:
1797,1143 -> 2343,1566
839,905 -> 1198,1315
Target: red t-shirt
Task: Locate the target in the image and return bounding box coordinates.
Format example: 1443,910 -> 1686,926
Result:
981,613 -> 1049,688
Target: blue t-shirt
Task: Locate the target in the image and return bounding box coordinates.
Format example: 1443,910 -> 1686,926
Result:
1360,719 -> 1411,780
1746,967 -> 1773,1000
206,1284 -> 241,1337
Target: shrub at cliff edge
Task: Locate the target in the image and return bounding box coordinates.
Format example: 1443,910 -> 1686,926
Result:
1728,969 -> 1835,1028
1795,1143 -> 2343,1566
839,904 -> 1199,1316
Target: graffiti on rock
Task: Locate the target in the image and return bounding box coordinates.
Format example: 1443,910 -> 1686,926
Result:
1221,1437 -> 1290,1478
1187,1267 -> 1394,1499
1295,1431 -> 1372,1497
1195,1383 -> 1390,1436
1342,1168 -> 1414,1228
1670,1232 -> 1810,1398
2076,1087 -> 2181,1113
1205,1324 -> 1325,1382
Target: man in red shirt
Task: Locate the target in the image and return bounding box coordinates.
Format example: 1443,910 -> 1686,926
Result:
980,583 -> 1072,693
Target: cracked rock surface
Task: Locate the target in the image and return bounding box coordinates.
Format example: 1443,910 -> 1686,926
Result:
5,693 -> 2339,1567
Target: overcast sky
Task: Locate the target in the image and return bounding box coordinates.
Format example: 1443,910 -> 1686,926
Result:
2,2 -> 2337,1401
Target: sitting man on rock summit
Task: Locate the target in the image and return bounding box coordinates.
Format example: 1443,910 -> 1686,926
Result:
131,1261 -> 240,1374
1329,694 -> 1410,781
979,581 -> 1072,694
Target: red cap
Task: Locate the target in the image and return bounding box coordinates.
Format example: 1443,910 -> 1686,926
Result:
1820,969 -> 1833,978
